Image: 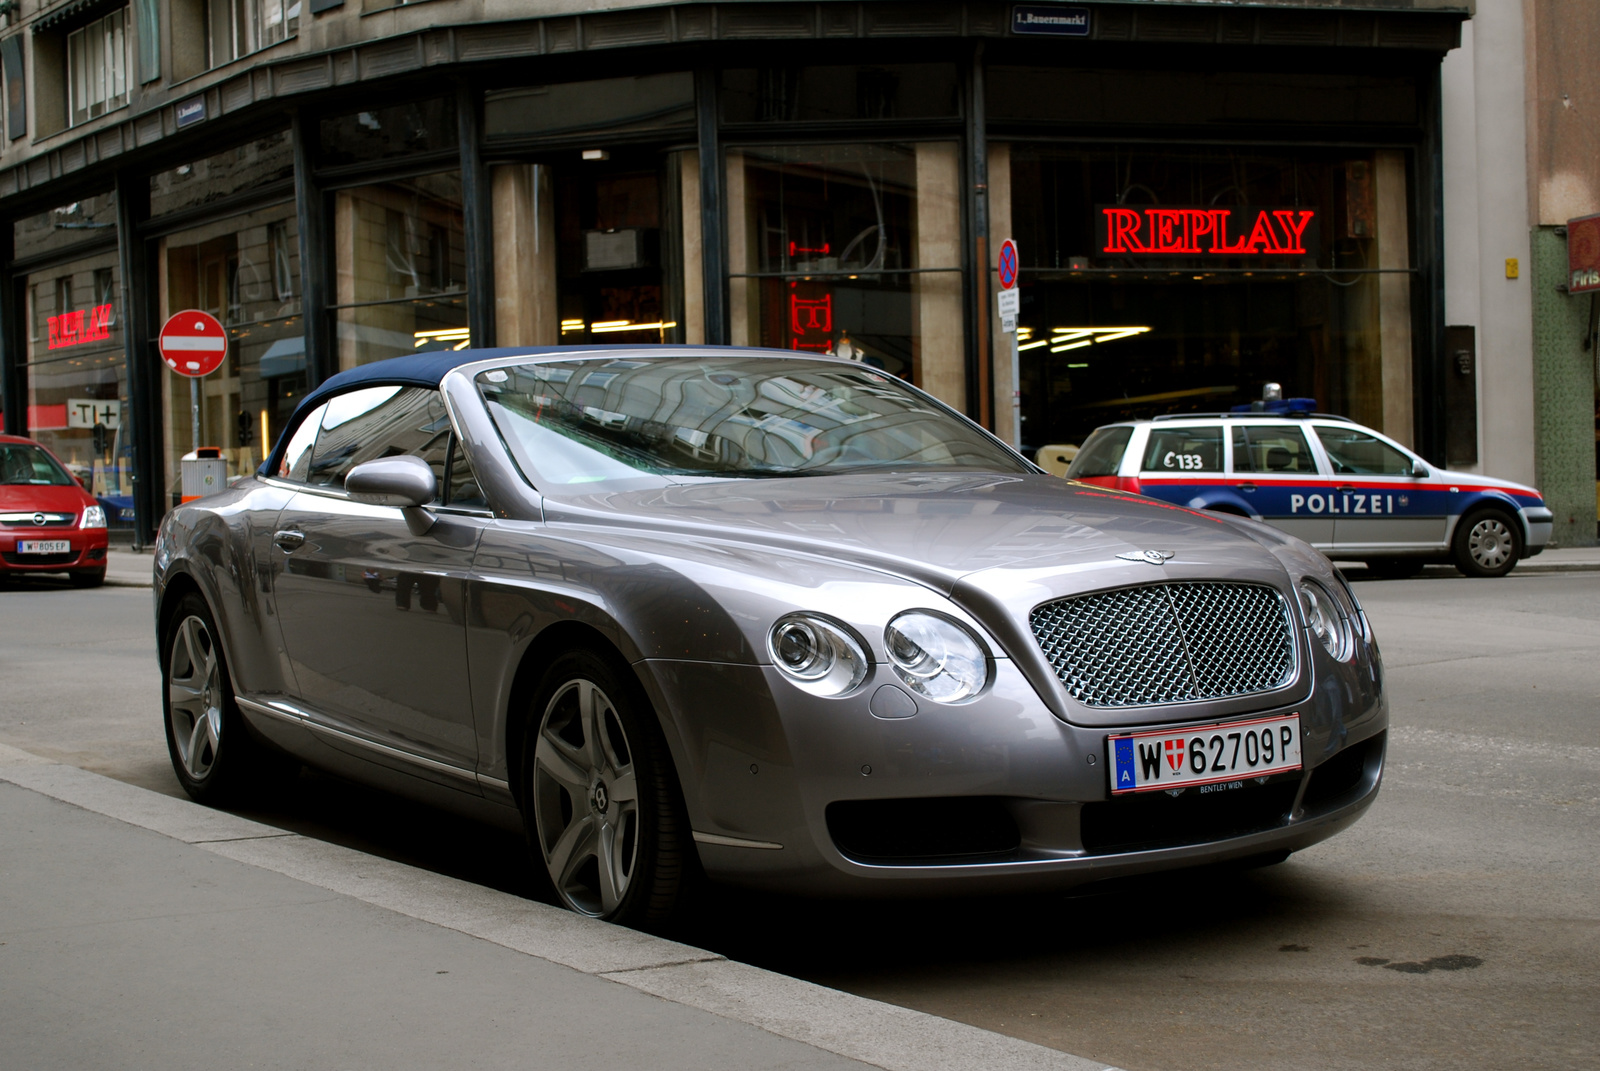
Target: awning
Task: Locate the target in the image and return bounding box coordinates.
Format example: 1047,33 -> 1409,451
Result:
259,336 -> 306,379
33,0 -> 126,35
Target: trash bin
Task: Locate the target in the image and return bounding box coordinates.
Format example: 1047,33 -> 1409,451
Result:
180,447 -> 227,503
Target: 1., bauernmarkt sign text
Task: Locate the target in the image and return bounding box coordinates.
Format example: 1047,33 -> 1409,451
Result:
1012,6 -> 1090,36
1096,206 -> 1321,258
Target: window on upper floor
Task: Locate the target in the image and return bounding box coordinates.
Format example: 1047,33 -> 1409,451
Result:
67,9 -> 129,127
206,0 -> 298,68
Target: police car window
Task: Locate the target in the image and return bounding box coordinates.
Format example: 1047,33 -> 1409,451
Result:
305,386 -> 451,495
1315,426 -> 1413,476
1232,426 -> 1318,474
1065,426 -> 1133,478
1141,427 -> 1222,473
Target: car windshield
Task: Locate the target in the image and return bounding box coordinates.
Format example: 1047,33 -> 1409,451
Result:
0,443 -> 75,486
476,357 -> 1028,487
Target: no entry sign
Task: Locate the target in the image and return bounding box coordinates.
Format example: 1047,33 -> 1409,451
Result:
997,239 -> 1019,290
159,310 -> 228,377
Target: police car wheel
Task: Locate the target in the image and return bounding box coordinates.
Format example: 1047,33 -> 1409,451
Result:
1452,511 -> 1521,578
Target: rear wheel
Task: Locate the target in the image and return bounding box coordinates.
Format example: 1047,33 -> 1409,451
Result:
161,592 -> 263,803
522,648 -> 691,926
1452,510 -> 1521,578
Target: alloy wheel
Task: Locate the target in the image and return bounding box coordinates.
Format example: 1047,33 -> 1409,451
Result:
167,615 -> 223,781
531,678 -> 640,917
1467,517 -> 1514,571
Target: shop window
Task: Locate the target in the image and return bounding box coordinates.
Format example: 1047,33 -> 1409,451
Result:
67,9 -> 129,127
24,256 -> 131,520
725,142 -> 964,406
151,132 -> 294,215
319,99 -> 456,168
13,195 -> 119,261
158,201 -> 304,502
721,65 -> 959,124
332,173 -> 467,366
1004,145 -> 1414,455
485,73 -> 694,141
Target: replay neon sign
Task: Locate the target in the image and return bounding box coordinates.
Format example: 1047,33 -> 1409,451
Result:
1097,206 -> 1319,257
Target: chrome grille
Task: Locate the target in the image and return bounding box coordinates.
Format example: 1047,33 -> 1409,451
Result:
1029,582 -> 1294,708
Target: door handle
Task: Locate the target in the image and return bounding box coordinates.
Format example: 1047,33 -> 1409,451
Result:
1336,485 -> 1355,493
1238,483 -> 1257,493
273,529 -> 305,551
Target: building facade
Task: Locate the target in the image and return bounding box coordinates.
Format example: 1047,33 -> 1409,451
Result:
1441,0 -> 1599,549
0,0 -> 1470,545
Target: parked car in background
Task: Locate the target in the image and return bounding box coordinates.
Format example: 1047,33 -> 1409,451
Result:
154,347 -> 1387,927
1067,413 -> 1552,578
0,434 -> 109,586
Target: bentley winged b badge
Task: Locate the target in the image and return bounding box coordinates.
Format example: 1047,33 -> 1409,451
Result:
1117,549 -> 1175,565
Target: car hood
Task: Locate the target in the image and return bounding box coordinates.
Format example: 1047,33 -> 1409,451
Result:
544,472 -> 1291,596
0,483 -> 91,514
1431,467 -> 1543,501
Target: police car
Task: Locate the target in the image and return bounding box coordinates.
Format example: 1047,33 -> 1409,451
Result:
1065,410 -> 1553,578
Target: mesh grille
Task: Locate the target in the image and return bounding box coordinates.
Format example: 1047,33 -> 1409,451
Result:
1030,582 -> 1294,707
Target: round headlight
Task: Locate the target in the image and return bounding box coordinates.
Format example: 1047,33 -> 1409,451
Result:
884,611 -> 991,703
1299,580 -> 1353,662
768,614 -> 868,697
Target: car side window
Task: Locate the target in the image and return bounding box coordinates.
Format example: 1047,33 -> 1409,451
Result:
444,436 -> 489,509
278,403 -> 328,482
1232,425 -> 1318,474
1314,426 -> 1413,475
1065,426 -> 1133,478
1141,426 -> 1222,473
305,386 -> 452,494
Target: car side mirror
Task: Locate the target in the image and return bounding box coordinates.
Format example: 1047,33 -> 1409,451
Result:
346,455 -> 437,535
1410,461 -> 1430,478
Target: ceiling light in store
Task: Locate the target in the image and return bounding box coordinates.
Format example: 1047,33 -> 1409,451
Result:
589,320 -> 679,334
413,327 -> 471,351
560,319 -> 585,333
1047,326 -> 1152,350
1067,363 -> 1089,368
582,149 -> 610,161
1017,339 -> 1049,351
1049,339 -> 1093,353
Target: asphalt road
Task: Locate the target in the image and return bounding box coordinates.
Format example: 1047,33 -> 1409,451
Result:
2,570 -> 1595,1071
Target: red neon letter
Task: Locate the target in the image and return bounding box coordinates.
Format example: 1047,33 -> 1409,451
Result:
48,314 -> 61,349
1272,210 -> 1315,253
1241,211 -> 1280,254
1102,208 -> 1145,253
1148,210 -> 1185,253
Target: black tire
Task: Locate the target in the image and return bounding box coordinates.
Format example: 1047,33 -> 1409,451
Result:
68,568 -> 105,588
1364,558 -> 1425,579
160,592 -> 263,804
1451,509 -> 1522,578
520,647 -> 692,926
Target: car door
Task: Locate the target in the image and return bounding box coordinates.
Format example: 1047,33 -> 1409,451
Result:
271,384 -> 491,776
1137,424 -> 1225,504
1228,424 -> 1333,547
1312,423 -> 1447,551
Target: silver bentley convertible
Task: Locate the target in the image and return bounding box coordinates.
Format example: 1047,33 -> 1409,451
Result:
154,347 -> 1387,925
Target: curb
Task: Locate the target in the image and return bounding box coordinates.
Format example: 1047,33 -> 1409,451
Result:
0,742 -> 1118,1071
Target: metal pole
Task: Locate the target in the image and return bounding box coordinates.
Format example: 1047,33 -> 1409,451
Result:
190,377 -> 199,455
1011,331 -> 1021,451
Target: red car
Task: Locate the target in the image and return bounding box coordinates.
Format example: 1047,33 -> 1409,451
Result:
0,434 -> 109,586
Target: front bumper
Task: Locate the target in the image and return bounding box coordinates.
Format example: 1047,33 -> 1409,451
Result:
0,528 -> 108,573
1522,506 -> 1554,555
648,643 -> 1388,897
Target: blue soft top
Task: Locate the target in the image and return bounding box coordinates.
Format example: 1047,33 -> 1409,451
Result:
258,345 -> 723,477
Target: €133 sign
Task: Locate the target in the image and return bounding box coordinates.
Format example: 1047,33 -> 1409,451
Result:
159,309 -> 228,378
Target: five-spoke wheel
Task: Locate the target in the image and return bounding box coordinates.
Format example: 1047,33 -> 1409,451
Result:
160,591 -> 266,802
524,649 -> 689,924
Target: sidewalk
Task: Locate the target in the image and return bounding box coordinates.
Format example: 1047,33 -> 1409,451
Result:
0,744 -> 1114,1071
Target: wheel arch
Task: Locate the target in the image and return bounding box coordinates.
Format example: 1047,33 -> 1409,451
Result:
1455,492 -> 1528,541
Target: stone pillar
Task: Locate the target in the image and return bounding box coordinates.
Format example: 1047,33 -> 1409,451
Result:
986,142 -> 1015,447
913,142 -> 965,410
679,151 -> 705,345
491,164 -> 558,347
1375,148 -> 1414,447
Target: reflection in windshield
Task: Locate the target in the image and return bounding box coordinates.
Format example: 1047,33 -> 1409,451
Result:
478,357 -> 1026,487
0,443 -> 76,486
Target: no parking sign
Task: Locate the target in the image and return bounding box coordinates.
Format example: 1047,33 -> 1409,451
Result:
159,310 -> 228,378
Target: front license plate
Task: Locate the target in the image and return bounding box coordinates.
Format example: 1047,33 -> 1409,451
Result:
17,540 -> 71,554
1108,714 -> 1302,795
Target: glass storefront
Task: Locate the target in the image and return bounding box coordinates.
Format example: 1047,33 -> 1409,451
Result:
725,142 -> 964,402
1005,144 -> 1414,455
332,174 -> 468,367
23,249 -> 132,521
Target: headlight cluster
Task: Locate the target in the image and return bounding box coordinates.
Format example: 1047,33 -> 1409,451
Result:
80,506 -> 106,529
1298,579 -> 1354,662
768,614 -> 869,697
768,610 -> 993,702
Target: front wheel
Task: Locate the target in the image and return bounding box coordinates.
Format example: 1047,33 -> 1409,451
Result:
1452,510 -> 1522,578
161,592 -> 262,803
522,649 -> 692,926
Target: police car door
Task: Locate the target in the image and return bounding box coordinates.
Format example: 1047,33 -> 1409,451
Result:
1313,423 -> 1447,553
1229,424 -> 1332,548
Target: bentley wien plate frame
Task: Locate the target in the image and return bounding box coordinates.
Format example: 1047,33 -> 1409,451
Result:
1108,713 -> 1303,794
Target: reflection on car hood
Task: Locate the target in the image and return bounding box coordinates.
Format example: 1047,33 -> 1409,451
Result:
545,472 -> 1279,591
